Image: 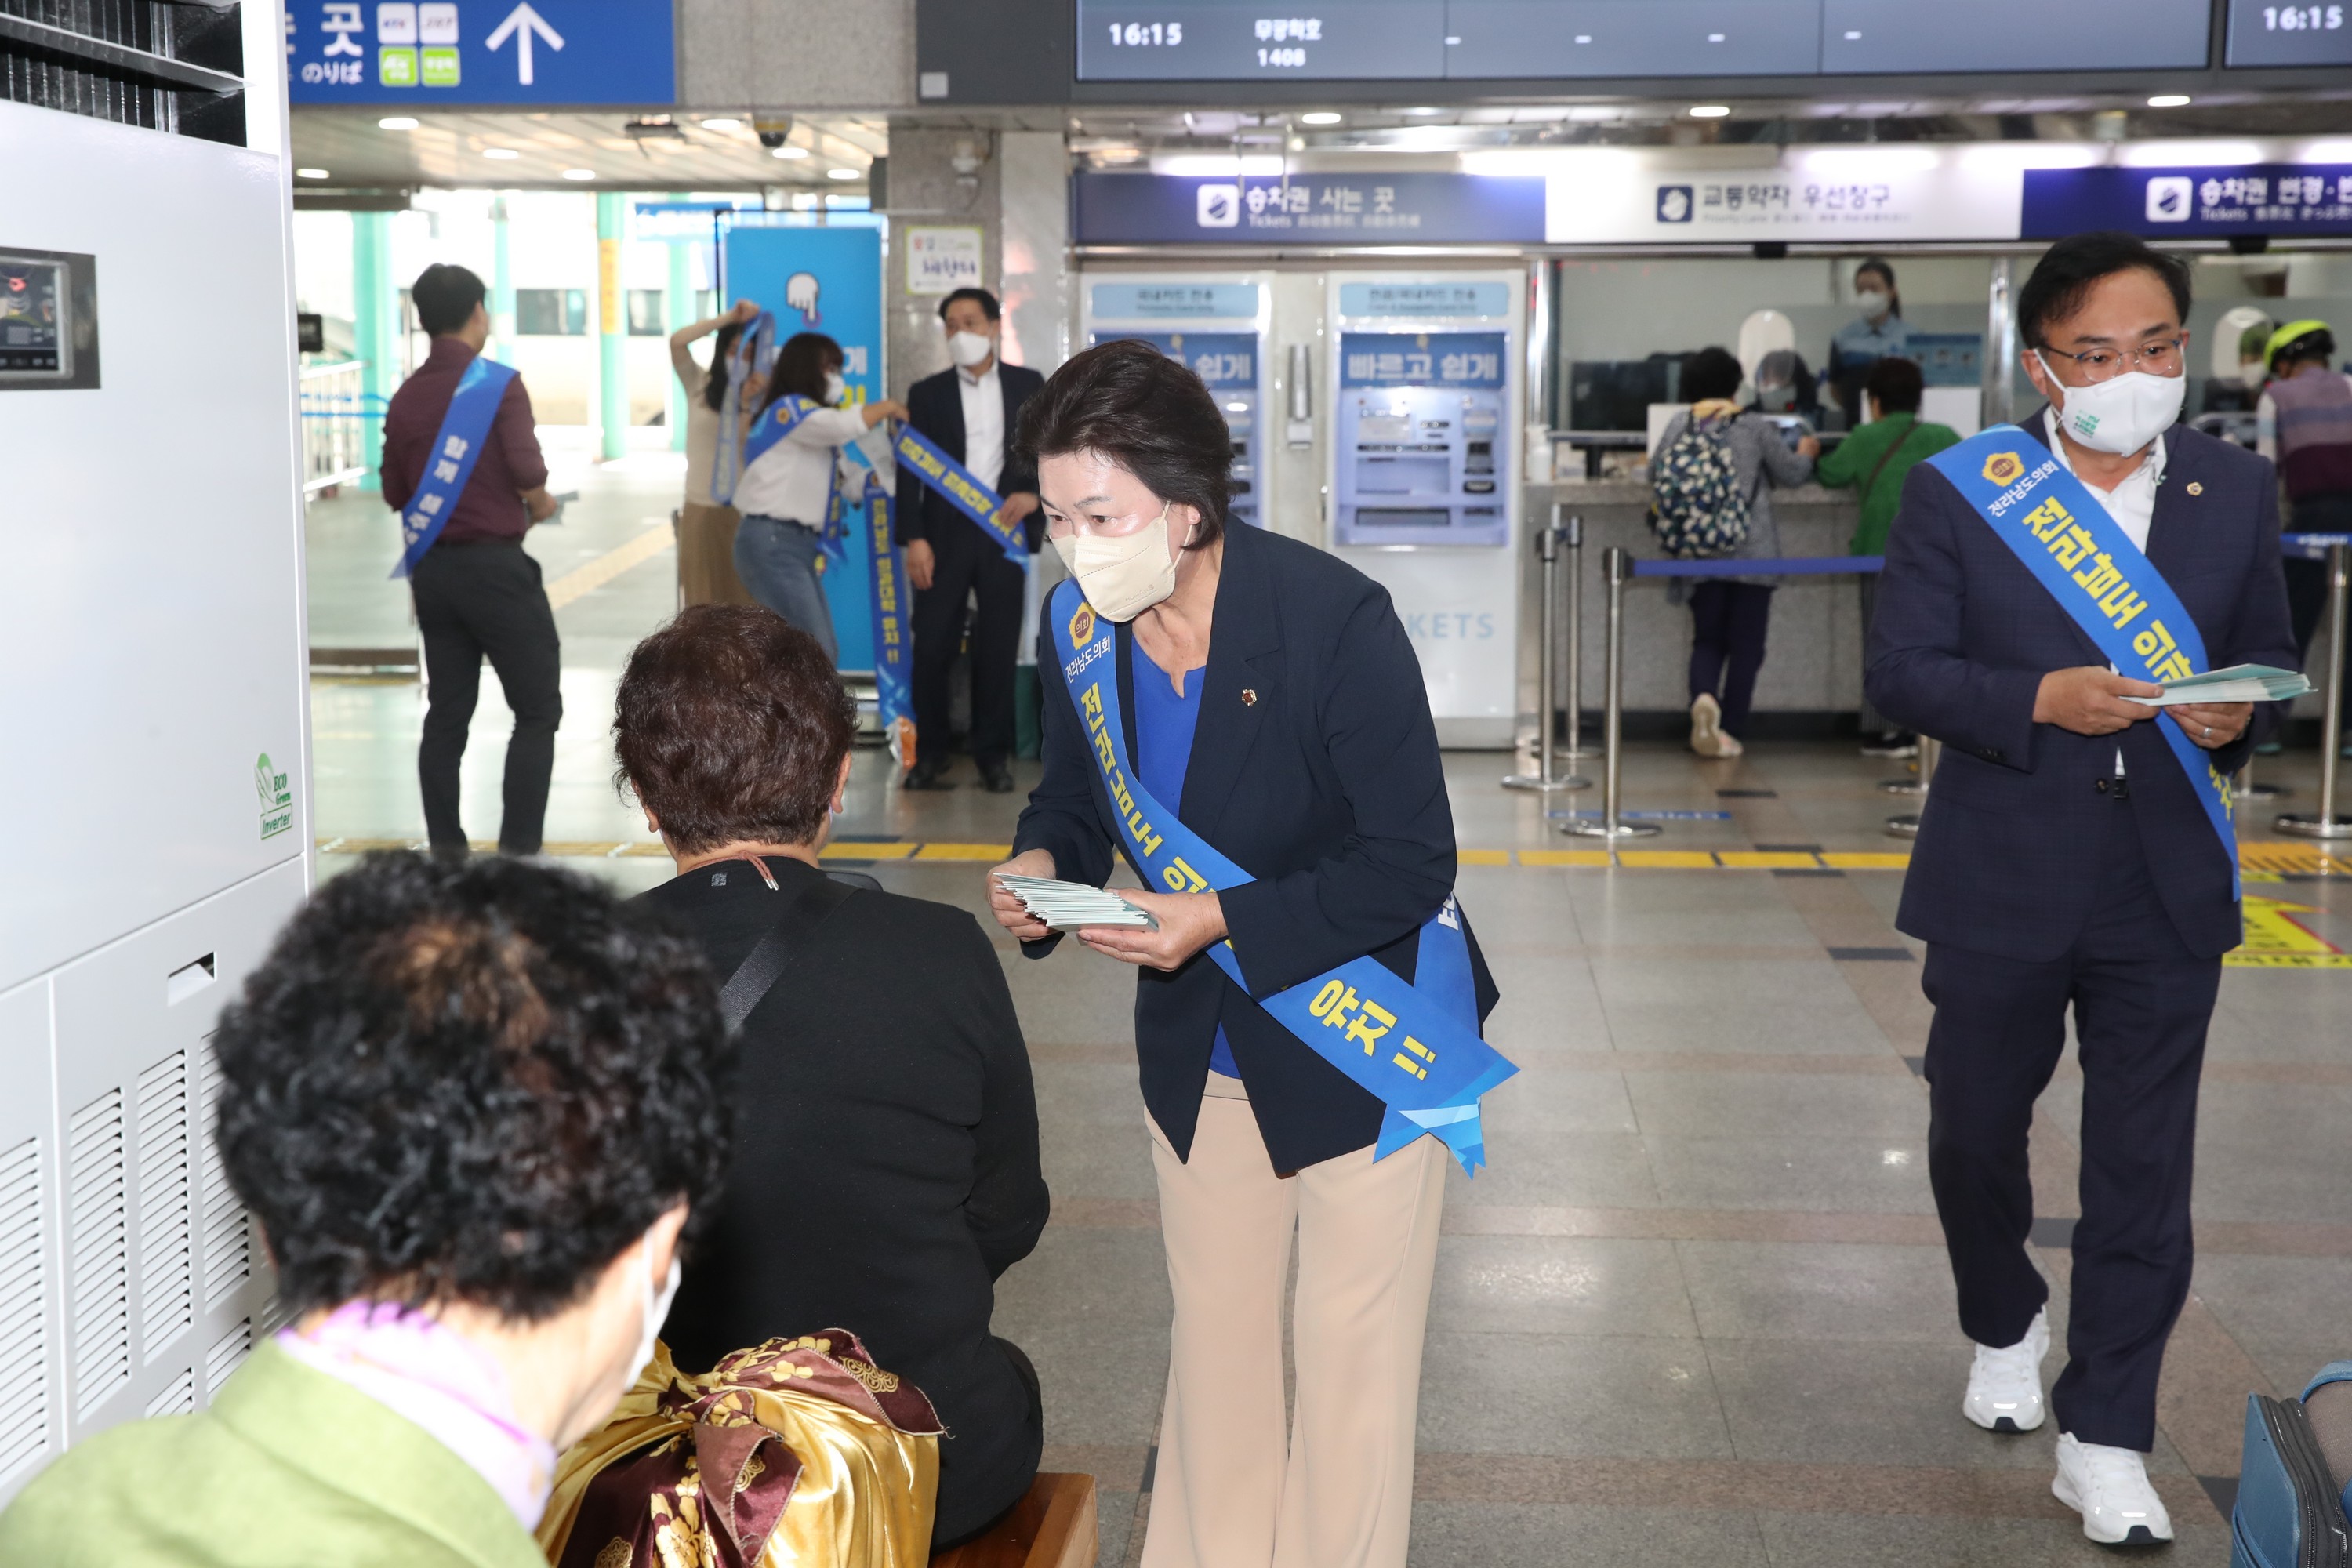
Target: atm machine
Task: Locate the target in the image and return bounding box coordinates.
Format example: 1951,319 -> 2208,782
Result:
1328,274 -> 1523,746
1082,274 -> 1271,528
2,2 -> 303,1499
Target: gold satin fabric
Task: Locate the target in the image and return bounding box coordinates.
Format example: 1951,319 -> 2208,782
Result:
537,1334 -> 942,1568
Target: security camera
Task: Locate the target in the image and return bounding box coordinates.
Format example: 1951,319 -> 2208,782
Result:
755,115 -> 793,149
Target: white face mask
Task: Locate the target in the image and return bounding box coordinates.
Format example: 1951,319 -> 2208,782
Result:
1855,289 -> 1889,321
822,372 -> 846,405
948,330 -> 994,368
1053,500 -> 1184,622
627,1239 -> 683,1381
2038,352 -> 2185,457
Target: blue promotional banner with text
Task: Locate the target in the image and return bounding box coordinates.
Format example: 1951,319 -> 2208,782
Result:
288,0 -> 674,106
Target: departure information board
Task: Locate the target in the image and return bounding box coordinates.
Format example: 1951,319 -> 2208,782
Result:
2227,1 -> 2352,66
1076,0 -> 2212,80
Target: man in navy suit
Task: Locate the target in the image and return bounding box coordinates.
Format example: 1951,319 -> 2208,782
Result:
897,288 -> 1046,793
1867,232 -> 2296,1545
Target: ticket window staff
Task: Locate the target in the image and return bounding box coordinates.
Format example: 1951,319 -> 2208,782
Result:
898,288 -> 1047,794
1866,231 -> 2296,1545
987,340 -> 1499,1568
1816,354 -> 1962,759
380,263 -> 563,862
1828,257 -> 1908,429
670,298 -> 765,608
728,332 -> 908,664
2254,320 -> 2352,746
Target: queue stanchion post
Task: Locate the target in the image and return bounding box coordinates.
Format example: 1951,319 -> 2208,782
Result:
1563,546 -> 1661,842
1503,504 -> 1589,793
1886,735 -> 1939,838
1563,511 -> 1591,760
2278,538 -> 2352,841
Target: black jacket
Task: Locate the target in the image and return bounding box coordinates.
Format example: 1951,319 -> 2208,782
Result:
895,362 -> 1046,551
1013,521 -> 1499,1173
1865,416 -> 2297,962
638,858 -> 1050,1544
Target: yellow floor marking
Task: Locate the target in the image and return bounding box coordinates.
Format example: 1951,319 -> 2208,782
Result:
1715,851 -> 1821,870
2227,893 -> 2352,968
913,842 -> 1014,861
1519,848 -> 1613,867
1615,850 -> 1719,869
2238,840 -> 2352,877
543,521 -> 676,612
1458,848 -> 1512,866
1820,851 -> 1914,870
822,841 -> 915,861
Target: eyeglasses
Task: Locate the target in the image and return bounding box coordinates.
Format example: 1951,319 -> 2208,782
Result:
2038,336 -> 2187,383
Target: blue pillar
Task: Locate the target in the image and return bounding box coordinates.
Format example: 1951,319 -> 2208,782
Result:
597,191 -> 626,461
351,210 -> 398,491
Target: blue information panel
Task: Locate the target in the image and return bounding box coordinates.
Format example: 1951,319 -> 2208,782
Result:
288,0 -> 675,105
1073,172 -> 1544,245
2022,165 -> 2352,239
1091,331 -> 1263,528
1334,332 -> 1509,549
720,224 -> 886,674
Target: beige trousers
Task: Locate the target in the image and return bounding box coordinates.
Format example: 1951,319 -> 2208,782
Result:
677,501 -> 756,608
1142,1093 -> 1447,1568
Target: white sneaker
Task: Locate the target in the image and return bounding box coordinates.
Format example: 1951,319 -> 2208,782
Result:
1962,1308 -> 2049,1433
2052,1433 -> 2175,1544
1715,731 -> 1745,757
1690,693 -> 1724,757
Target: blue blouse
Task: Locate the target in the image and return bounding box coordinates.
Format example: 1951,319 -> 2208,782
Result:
1131,648 -> 1240,1080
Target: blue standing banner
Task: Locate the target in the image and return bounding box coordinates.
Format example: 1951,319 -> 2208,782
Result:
391,354 -> 516,579
1047,578 -> 1516,1172
840,440 -> 915,771
1924,427 -> 2239,893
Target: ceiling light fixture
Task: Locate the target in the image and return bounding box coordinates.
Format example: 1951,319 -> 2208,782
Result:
482,147 -> 521,159
561,168 -> 596,180
377,116 -> 418,131
1403,106 -> 1443,116
699,117 -> 741,131
826,167 -> 861,180
2147,93 -> 2192,108
1689,104 -> 1731,118
771,145 -> 808,159
1300,111 -> 1343,125
296,167 -> 330,179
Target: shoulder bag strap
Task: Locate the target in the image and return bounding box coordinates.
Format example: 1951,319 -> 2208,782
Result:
717,874 -> 858,1032
1861,421 -> 1922,509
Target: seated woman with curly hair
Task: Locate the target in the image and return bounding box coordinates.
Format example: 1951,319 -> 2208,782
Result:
0,853 -> 733,1567
616,604 -> 1051,1552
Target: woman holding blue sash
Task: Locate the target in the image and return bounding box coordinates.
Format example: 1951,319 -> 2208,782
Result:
987,340 -> 1499,1568
729,332 -> 906,661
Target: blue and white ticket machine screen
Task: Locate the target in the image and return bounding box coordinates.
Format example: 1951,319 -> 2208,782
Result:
1334,332 -> 1509,547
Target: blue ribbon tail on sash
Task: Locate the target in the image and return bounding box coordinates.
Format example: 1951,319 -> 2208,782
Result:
1923,426 -> 2240,899
893,423 -> 1028,564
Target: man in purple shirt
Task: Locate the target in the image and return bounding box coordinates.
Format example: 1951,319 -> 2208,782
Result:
382,263 -> 561,859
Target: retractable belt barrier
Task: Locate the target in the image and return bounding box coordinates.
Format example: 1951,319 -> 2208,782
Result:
1564,550 -> 1886,845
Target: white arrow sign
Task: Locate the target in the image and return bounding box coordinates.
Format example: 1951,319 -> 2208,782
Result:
484,1 -> 563,85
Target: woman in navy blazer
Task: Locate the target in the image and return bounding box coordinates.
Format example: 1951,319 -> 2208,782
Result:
989,340 -> 1495,1568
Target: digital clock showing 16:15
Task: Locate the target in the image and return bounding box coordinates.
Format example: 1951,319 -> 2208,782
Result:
1105,20 -> 1185,45
2256,4 -> 2344,27
2228,0 -> 2352,64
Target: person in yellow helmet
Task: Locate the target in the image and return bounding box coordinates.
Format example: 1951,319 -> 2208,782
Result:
2256,320 -> 2352,751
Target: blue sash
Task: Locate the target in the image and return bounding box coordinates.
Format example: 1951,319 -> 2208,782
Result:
708,310 -> 775,506
892,424 -> 1028,563
1047,578 -> 1516,1173
1925,426 -> 2238,893
840,438 -> 917,771
741,394 -> 851,559
391,354 -> 517,579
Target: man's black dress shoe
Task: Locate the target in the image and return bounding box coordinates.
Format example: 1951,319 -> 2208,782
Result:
903,757 -> 955,790
979,760 -> 1016,794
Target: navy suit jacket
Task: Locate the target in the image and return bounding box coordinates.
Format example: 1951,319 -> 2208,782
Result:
1012,521 -> 1500,1171
1864,414 -> 2296,962
894,363 -> 1045,551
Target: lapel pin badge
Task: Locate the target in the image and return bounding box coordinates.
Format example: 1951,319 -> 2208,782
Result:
2186,481 -> 2203,495
1241,688 -> 1258,706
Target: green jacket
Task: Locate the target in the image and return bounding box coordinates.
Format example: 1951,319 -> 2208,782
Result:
1815,412 -> 1962,556
0,1341 -> 550,1568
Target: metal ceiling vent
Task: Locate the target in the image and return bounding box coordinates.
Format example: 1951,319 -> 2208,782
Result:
2,0 -> 246,141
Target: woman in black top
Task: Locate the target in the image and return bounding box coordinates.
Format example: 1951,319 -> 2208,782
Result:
615,604 -> 1050,1549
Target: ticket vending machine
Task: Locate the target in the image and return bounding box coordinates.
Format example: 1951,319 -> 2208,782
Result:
1082,275 -> 1271,528
1328,275 -> 1523,745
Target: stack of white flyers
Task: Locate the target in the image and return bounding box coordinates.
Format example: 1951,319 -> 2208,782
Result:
994,873 -> 1160,932
2121,663 -> 2314,707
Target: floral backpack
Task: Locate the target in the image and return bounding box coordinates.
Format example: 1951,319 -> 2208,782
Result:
1648,412 -> 1751,559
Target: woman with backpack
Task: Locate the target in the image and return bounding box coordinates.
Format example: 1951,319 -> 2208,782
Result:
1650,347 -> 1820,757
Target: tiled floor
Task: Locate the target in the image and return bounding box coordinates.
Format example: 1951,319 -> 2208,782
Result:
308,457 -> 2352,1566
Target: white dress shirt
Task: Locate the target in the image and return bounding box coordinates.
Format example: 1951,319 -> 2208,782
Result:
731,403 -> 872,528
2045,408 -> 2169,773
958,361 -> 1005,492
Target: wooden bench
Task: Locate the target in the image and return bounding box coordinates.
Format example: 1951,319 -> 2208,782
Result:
929,1472 -> 1098,1568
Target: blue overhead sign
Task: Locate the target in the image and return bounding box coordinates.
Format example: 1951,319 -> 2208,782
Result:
288,0 -> 675,105
2021,165 -> 2352,239
1073,172 -> 1545,246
